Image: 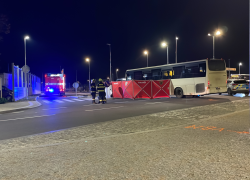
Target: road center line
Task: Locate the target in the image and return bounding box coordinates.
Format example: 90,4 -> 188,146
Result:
145,102 -> 163,105
0,114 -> 55,122
42,107 -> 67,110
85,106 -> 124,111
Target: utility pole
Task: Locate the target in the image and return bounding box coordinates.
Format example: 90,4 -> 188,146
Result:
107,44 -> 111,81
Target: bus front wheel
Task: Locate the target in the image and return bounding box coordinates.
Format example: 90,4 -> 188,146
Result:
175,88 -> 184,98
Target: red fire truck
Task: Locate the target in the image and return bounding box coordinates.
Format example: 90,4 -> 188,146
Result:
44,71 -> 66,96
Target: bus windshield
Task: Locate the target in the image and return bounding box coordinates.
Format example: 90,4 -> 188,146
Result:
208,60 -> 225,71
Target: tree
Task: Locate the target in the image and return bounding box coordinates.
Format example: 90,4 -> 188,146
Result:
0,14 -> 10,41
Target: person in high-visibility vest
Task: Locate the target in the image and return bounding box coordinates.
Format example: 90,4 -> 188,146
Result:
91,79 -> 97,104
97,78 -> 105,104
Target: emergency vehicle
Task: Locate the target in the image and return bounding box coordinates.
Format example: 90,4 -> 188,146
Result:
45,70 -> 66,96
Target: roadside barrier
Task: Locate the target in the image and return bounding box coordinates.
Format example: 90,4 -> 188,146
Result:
112,80 -> 170,99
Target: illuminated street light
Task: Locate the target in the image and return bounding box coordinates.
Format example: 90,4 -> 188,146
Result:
161,42 -> 169,64
239,62 -> 242,75
24,35 -> 30,100
208,30 -> 221,59
85,58 -> 90,91
216,31 -> 221,35
175,37 -> 178,63
144,50 -> 148,67
161,42 -> 167,47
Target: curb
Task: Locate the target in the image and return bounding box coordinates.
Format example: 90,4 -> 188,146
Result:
0,96 -> 42,114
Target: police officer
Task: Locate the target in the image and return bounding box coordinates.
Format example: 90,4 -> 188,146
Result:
91,79 -> 97,104
97,78 -> 105,104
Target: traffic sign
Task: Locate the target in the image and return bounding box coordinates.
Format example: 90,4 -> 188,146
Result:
22,65 -> 30,73
73,82 -> 79,89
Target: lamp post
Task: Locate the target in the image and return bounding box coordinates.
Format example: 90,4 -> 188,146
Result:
208,31 -> 221,59
144,50 -> 148,67
24,36 -> 29,99
239,62 -> 242,75
86,58 -> 90,91
116,69 -> 119,80
107,44 -> 111,81
161,42 -> 168,64
175,37 -> 178,63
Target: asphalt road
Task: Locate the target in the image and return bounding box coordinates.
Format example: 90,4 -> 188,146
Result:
0,93 -> 248,140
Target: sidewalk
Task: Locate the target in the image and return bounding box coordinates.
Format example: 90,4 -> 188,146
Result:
0,96 -> 41,113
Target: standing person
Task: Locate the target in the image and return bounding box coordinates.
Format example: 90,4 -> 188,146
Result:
105,79 -> 111,98
97,78 -> 105,104
91,79 -> 97,104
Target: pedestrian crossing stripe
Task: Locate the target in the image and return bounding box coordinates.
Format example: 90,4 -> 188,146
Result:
71,99 -> 85,101
53,100 -> 64,103
42,100 -> 51,104
42,98 -> 92,104
62,99 -> 74,102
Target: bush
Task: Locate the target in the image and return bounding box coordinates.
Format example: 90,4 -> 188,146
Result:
0,98 -> 7,104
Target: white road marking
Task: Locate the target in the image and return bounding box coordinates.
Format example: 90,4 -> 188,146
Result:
61,99 -> 74,102
12,111 -> 24,114
85,106 -> 124,111
145,102 -> 163,105
42,100 -> 51,104
71,99 -> 85,101
53,100 -> 64,103
0,114 -> 55,122
42,107 -> 67,110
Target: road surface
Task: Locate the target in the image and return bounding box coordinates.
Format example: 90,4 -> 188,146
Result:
0,93 -> 248,140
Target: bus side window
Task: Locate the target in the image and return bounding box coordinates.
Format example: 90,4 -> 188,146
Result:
173,66 -> 184,79
162,71 -> 171,79
134,71 -> 143,80
199,63 -> 206,77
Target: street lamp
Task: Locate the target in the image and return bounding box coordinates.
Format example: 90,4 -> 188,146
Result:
24,36 -> 29,99
107,44 -> 111,81
208,30 -> 221,59
175,37 -> 178,63
161,42 -> 169,64
85,58 -> 90,91
144,50 -> 148,67
239,62 -> 242,75
116,69 -> 119,80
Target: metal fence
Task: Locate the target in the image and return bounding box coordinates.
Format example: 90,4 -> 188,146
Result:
11,63 -> 41,101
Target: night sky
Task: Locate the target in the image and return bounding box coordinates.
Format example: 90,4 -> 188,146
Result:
0,0 -> 249,86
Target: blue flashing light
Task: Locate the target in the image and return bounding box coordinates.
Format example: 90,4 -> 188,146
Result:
49,88 -> 54,93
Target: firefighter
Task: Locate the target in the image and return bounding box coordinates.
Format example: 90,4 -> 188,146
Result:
91,79 -> 97,104
97,78 -> 105,104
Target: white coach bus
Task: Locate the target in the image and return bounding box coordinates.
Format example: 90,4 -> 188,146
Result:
125,59 -> 227,98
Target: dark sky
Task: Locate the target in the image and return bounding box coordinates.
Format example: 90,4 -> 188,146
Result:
0,0 -> 249,86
